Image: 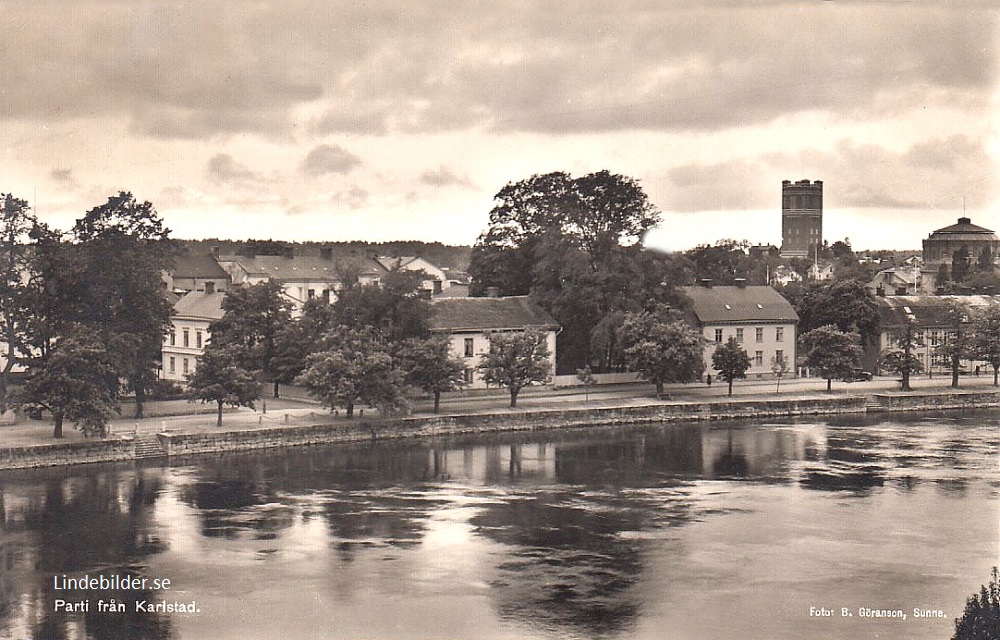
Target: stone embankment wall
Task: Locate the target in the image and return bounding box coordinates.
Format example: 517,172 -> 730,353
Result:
158,396 -> 867,457
0,437 -> 135,470
869,391 -> 1000,412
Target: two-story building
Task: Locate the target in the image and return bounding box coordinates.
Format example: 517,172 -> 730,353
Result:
681,282 -> 799,378
428,296 -> 560,389
161,283 -> 225,382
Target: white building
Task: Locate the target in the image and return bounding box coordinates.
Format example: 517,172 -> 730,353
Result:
681,283 -> 799,379
161,284 -> 225,382
428,296 -> 560,389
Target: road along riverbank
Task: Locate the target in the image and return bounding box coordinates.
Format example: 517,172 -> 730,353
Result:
4,389 -> 1000,469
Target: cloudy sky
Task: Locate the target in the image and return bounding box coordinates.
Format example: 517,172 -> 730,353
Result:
1,1 -> 997,252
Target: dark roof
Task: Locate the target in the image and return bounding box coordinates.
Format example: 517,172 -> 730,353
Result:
681,285 -> 798,323
928,217 -> 996,237
171,252 -> 229,280
429,296 -> 559,331
222,254 -> 384,281
877,295 -> 1000,328
173,290 -> 225,320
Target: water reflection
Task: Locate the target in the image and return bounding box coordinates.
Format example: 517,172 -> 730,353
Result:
1,412 -> 998,640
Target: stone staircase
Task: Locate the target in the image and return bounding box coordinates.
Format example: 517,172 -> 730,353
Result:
134,433 -> 165,460
865,397 -> 885,413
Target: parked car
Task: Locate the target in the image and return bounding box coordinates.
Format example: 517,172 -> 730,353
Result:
844,369 -> 873,382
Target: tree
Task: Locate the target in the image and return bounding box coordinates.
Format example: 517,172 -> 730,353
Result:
397,336 -> 467,413
295,328 -> 407,418
800,325 -> 864,391
185,344 -> 261,427
771,352 -> 789,393
934,304 -> 971,388
475,329 -> 552,408
209,281 -> 293,398
618,306 -> 705,398
684,240 -> 753,285
712,337 -> 751,396
273,297 -> 339,385
0,194 -> 38,411
18,327 -> 120,438
969,306 -> 1000,386
796,279 -> 881,347
69,192 -> 175,419
952,567 -> 1000,640
879,319 -> 923,391
576,365 -> 596,402
332,264 -> 432,343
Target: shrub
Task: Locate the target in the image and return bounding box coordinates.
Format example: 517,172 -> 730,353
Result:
954,567 -> 1000,640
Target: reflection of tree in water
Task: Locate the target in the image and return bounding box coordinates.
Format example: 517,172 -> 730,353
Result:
179,480 -> 293,540
322,491 -> 449,561
552,426 -> 704,486
14,468 -> 174,640
800,432 -> 886,492
472,493 -> 645,637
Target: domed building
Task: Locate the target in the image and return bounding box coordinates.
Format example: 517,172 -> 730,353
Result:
922,217 -> 999,274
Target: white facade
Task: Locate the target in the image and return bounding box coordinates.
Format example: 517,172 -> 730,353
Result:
446,329 -> 558,390
701,321 -> 796,379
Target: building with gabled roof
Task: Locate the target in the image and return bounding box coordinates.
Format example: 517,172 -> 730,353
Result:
429,296 -> 559,389
681,282 -> 799,379
161,283 -> 226,382
166,250 -> 231,294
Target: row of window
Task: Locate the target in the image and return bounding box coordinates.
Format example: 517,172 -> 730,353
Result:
167,328 -> 203,349
714,327 -> 784,343
167,356 -> 193,375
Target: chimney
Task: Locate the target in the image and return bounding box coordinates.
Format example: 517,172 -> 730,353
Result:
433,280 -> 442,294
486,286 -> 500,298
210,246 -> 220,258
204,281 -> 215,295
320,247 -> 333,260
734,278 -> 747,288
699,278 -> 713,288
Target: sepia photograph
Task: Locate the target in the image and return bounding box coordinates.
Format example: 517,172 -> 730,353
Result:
0,2 -> 998,639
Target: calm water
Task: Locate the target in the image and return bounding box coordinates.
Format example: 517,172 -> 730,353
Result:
1,413 -> 998,640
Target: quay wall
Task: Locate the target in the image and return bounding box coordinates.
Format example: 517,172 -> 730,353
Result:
0,437 -> 135,470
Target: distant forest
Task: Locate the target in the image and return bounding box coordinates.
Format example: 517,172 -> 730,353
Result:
178,239 -> 472,272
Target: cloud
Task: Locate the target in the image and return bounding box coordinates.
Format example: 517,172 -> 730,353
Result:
663,134 -> 996,213
419,165 -> 474,188
205,153 -> 267,186
49,168 -> 79,190
300,144 -> 362,177
0,3 -> 991,138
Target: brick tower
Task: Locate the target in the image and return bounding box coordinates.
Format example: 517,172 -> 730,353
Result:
779,179 -> 823,259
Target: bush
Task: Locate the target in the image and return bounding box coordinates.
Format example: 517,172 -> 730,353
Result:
954,567 -> 1000,640
149,379 -> 185,401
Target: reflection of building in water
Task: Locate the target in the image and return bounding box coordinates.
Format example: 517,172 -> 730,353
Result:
700,426 -> 812,479
427,443 -> 558,483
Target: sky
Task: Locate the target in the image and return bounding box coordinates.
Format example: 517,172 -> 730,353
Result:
1,1 -> 997,253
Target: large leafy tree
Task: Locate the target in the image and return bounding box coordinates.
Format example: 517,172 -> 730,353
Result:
800,325 -> 864,391
711,337 -> 752,397
969,305 -> 1000,386
295,327 -> 407,418
953,567 -> 1000,640
796,279 -> 881,347
273,298 -> 339,385
19,326 -> 120,438
209,281 -> 294,399
332,264 -> 432,343
69,192 -> 175,418
469,170 -> 675,374
618,305 -> 704,398
185,344 -> 261,427
0,194 -> 38,411
397,336 -> 467,413
934,303 -> 972,388
475,329 -> 552,408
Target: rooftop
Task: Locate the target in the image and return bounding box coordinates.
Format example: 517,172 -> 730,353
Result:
173,289 -> 225,321
429,296 -> 559,332
680,285 -> 799,323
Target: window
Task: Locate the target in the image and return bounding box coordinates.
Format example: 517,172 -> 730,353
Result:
776,327 -> 784,342
775,349 -> 784,363
196,330 -> 202,349
755,351 -> 764,367
736,328 -> 744,343
755,327 -> 764,342
308,289 -> 316,299
714,329 -> 723,343
464,368 -> 474,383
182,358 -> 189,374
169,357 -> 175,374
182,329 -> 190,348
464,337 -> 474,357
169,330 -> 176,347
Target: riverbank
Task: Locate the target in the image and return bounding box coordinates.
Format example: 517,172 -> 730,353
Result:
5,383 -> 1000,470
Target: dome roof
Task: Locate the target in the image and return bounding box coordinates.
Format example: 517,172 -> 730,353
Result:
928,217 -> 996,238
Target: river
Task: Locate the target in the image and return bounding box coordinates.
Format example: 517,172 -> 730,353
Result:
1,412 -> 998,640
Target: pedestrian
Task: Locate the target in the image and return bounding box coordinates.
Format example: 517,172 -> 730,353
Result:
975,365 -> 980,377
706,374 -> 712,386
